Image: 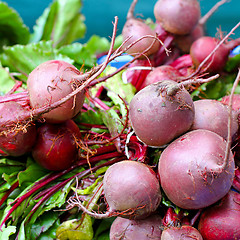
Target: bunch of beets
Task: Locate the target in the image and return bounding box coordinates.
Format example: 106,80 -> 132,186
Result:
1,0 -> 240,239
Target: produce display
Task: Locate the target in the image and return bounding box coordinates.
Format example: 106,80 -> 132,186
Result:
0,0 -> 240,239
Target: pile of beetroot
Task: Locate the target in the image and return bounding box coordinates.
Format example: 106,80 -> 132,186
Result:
1,0 -> 240,239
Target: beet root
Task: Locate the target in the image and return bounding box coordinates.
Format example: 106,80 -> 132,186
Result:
27,60 -> 85,123
122,18 -> 160,58
191,99 -> 239,141
158,129 -> 235,209
129,80 -> 195,147
110,214 -> 163,240
198,190 -> 240,240
154,0 -> 201,35
140,65 -> 182,90
161,225 -> 203,240
32,119 -> 81,171
103,160 -> 161,219
190,36 -> 240,73
0,101 -> 37,156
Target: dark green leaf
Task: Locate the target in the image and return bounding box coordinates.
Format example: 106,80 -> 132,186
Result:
0,2 -> 30,51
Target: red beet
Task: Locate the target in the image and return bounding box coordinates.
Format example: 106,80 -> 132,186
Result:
140,65 -> 182,90
0,101 -> 37,156
32,119 -> 81,171
191,99 -> 239,141
158,129 -> 235,209
154,0 -> 201,35
110,215 -> 163,239
27,60 -> 85,123
198,190 -> 240,240
129,80 -> 195,147
161,225 -> 203,240
190,36 -> 240,73
103,160 -> 162,219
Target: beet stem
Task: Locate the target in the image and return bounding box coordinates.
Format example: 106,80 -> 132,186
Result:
223,69 -> 240,170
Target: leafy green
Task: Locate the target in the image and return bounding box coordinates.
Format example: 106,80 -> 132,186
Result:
56,215 -> 94,240
30,0 -> 86,48
0,2 -> 30,51
0,41 -> 73,81
59,35 -> 110,68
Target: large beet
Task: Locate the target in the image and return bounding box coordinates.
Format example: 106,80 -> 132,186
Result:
158,129 -> 235,209
103,160 -> 161,219
110,215 -> 163,240
129,80 -> 195,147
198,190 -> 240,240
191,99 -> 239,140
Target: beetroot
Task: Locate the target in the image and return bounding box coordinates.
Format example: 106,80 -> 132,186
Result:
129,80 -> 195,147
32,119 -> 81,171
198,190 -> 240,240
140,65 -> 182,90
190,36 -> 240,73
154,0 -> 201,35
103,160 -> 161,219
191,99 -> 239,140
27,60 -> 85,123
110,214 -> 163,239
161,225 -> 203,240
0,101 -> 37,156
122,0 -> 160,58
158,129 -> 235,209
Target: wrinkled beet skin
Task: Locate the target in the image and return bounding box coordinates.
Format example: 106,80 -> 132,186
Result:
158,129 -> 235,209
154,0 -> 201,35
0,102 -> 37,156
129,80 -> 195,147
32,120 -> 81,171
198,190 -> 240,240
191,99 -> 239,141
103,160 -> 162,219
27,60 -> 85,123
110,215 -> 162,240
161,225 -> 203,240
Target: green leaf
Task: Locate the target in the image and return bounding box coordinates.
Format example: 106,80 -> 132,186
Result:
225,54 -> 240,72
0,63 -> 16,95
0,2 -> 30,51
18,158 -> 49,189
31,0 -> 86,48
0,225 -> 16,239
56,215 -> 94,240
0,41 -> 74,80
29,211 -> 60,240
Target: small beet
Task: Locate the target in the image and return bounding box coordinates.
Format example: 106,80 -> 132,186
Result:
0,101 -> 37,157
103,160 -> 162,219
140,65 -> 182,90
32,119 -> 81,171
154,0 -> 201,35
191,99 -> 239,141
198,190 -> 240,240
